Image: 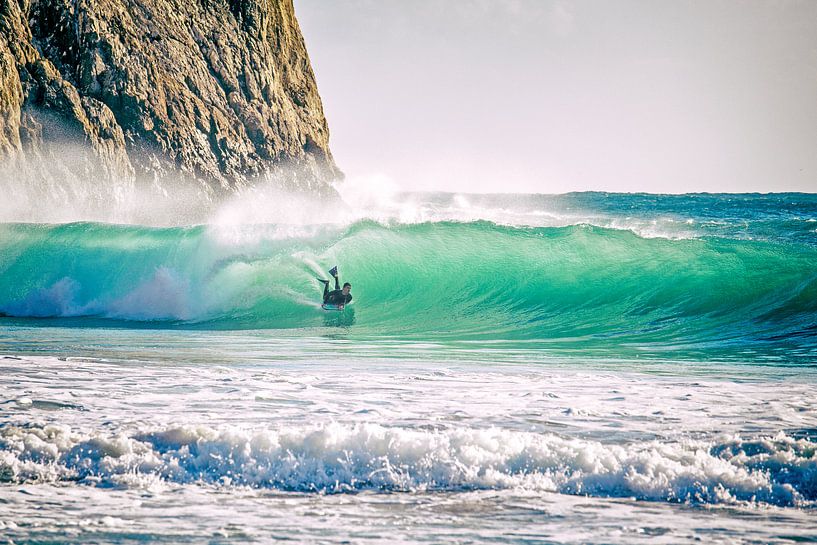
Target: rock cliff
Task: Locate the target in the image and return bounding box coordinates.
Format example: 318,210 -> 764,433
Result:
0,0 -> 339,198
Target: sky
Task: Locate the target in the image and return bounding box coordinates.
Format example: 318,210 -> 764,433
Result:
295,0 -> 817,194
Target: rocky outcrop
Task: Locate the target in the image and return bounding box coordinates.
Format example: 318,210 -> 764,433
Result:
0,0 -> 339,196
0,30 -> 23,157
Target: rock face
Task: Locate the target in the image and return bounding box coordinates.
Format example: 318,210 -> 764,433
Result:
0,0 -> 339,197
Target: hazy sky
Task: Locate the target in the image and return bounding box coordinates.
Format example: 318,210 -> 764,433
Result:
295,1 -> 817,193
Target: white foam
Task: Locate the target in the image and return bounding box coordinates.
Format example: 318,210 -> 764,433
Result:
0,422 -> 811,505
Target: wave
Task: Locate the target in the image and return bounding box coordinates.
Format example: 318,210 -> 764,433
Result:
0,220 -> 815,356
1,422 -> 814,506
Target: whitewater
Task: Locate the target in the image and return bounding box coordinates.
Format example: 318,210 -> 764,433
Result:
1,188 -> 816,544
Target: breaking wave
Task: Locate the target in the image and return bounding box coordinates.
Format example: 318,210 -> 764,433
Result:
0,219 -> 815,360
1,422 -> 815,506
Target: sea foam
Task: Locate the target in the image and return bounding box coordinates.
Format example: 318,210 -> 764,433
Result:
1,423 -> 813,506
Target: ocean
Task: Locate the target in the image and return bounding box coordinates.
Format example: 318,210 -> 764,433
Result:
1,191 -> 816,544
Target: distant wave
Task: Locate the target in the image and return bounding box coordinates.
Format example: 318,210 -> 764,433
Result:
0,220 -> 815,358
1,422 -> 814,507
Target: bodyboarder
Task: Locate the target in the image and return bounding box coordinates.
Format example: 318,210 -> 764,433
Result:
318,266 -> 352,309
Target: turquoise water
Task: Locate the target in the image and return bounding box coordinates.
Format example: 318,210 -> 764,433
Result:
1,192 -> 816,544
1,192 -> 816,359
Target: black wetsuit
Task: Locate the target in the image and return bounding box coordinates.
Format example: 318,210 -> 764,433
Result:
323,277 -> 352,305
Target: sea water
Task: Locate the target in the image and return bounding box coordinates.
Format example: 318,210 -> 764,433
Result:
1,192 -> 816,544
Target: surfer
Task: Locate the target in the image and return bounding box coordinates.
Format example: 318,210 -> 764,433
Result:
318,266 -> 352,308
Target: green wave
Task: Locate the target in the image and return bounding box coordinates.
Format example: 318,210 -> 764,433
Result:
0,221 -> 815,357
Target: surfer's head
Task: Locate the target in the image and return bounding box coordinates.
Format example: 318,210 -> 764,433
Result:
342,282 -> 351,295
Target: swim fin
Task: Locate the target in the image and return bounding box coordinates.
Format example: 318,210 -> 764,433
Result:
328,266 -> 338,277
